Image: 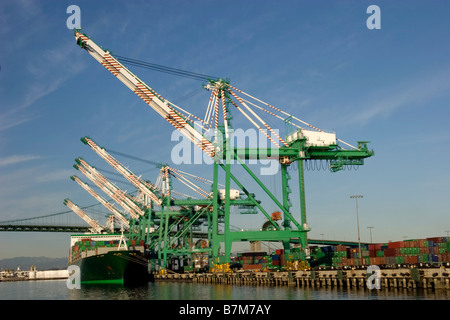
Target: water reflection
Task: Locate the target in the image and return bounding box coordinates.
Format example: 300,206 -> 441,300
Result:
67,281 -> 450,300
1,279 -> 448,300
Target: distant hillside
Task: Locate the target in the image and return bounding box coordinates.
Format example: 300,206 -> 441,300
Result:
0,256 -> 67,271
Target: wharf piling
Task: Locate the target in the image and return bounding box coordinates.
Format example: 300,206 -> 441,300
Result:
154,267 -> 450,290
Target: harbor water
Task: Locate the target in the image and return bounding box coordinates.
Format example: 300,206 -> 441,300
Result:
0,279 -> 448,300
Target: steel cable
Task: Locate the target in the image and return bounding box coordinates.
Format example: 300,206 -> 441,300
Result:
114,55 -> 219,81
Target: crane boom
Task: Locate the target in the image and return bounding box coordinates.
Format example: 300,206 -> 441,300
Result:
64,198 -> 104,233
81,136 -> 162,206
70,175 -> 130,228
74,30 -> 216,158
74,158 -> 143,219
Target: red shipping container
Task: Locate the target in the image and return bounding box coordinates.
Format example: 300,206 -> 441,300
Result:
384,248 -> 399,256
369,244 -> 382,251
405,241 -> 412,248
406,256 -> 418,264
388,241 -> 405,249
243,264 -> 262,270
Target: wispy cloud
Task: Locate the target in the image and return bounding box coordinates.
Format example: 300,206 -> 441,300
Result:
0,155 -> 42,167
348,66 -> 450,126
36,169 -> 74,183
0,114 -> 38,132
0,1 -> 87,132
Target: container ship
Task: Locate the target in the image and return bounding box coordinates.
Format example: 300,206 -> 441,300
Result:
68,233 -> 153,285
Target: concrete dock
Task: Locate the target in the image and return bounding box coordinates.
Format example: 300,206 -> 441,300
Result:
154,267 -> 450,290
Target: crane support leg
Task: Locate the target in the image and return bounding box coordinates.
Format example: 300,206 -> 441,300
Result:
211,160 -> 220,267
297,159 -> 309,252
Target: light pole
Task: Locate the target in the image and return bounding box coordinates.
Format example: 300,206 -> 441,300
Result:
367,226 -> 374,243
350,195 -> 363,260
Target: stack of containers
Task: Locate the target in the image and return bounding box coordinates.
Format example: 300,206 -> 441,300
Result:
290,247 -> 303,260
240,252 -> 267,270
326,236 -> 450,267
312,245 -> 349,267
267,249 -> 285,269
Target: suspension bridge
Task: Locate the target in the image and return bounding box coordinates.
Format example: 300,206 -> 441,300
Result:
0,209 -> 367,248
0,205 -> 105,233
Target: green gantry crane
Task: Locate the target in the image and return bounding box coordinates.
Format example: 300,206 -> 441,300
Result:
73,30 -> 374,269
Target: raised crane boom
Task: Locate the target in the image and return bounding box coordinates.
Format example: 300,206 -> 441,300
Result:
74,158 -> 144,219
63,198 -> 104,233
74,30 -> 216,158
70,175 -> 130,228
81,136 -> 162,206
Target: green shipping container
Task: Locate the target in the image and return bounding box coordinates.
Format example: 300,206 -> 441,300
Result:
338,251 -> 346,257
395,256 -> 405,264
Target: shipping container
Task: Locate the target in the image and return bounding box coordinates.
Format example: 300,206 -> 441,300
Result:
369,244 -> 382,251
388,241 -> 405,249
242,264 -> 262,270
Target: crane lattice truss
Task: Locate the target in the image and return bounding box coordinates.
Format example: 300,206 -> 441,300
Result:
71,30 -> 374,267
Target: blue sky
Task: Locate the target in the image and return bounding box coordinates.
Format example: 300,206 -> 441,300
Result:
1,0 -> 450,259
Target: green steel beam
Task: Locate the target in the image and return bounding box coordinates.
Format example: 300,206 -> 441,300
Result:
218,163 -> 280,231
233,153 -> 303,231
172,198 -> 257,206
228,229 -> 305,242
297,158 -> 308,249
220,143 -> 374,161
211,160 -> 220,266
